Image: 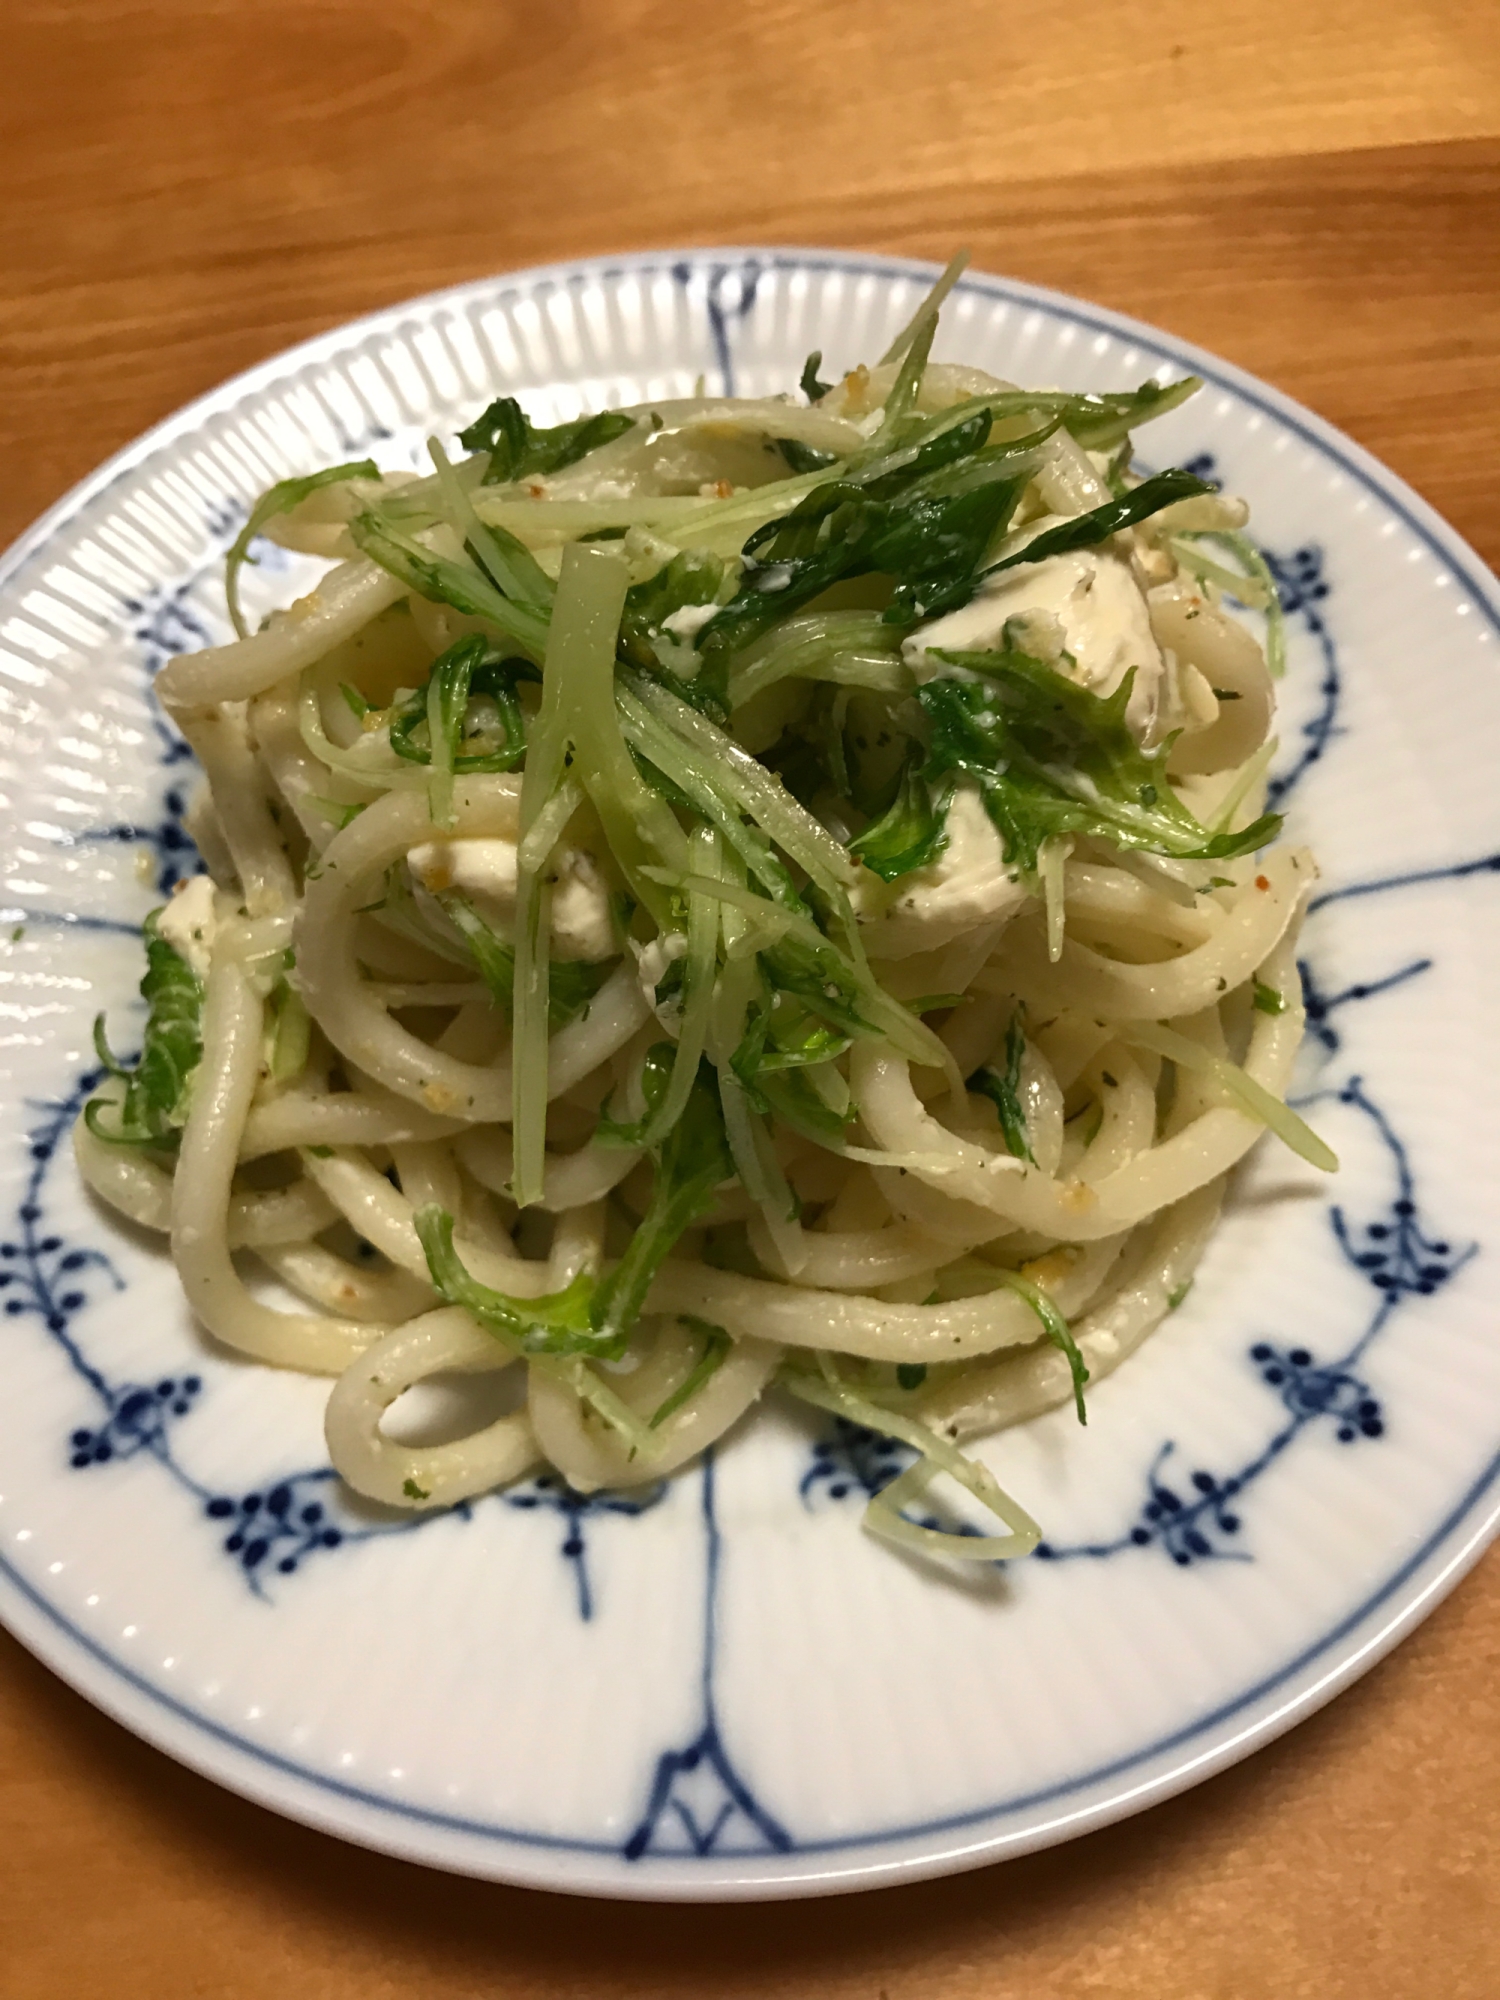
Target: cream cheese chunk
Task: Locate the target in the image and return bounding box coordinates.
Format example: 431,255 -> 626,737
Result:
407,836 -> 616,962
904,538 -> 1171,736
854,785 -> 1028,959
660,600 -> 719,640
155,873 -> 218,979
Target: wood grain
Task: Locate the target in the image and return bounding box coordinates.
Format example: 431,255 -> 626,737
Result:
1,2 -> 1497,1994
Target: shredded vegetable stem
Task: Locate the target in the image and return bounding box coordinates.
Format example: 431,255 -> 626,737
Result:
511,542 -> 628,1206
82,255 -> 1333,1574
784,1356 -> 1042,1561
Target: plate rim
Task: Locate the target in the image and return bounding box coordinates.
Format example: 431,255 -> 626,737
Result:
2,244 -> 1498,1900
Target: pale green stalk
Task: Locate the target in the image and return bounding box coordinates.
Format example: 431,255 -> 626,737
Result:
1210,737 -> 1278,835
783,1353 -> 1041,1560
639,828 -> 721,1149
878,251 -> 970,367
1122,1020 -> 1337,1171
510,547 -> 627,1207
624,673 -> 858,894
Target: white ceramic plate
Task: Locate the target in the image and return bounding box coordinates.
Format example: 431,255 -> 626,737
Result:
2,250 -> 1498,1901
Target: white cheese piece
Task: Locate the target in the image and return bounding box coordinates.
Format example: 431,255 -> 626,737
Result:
854,785 -> 1028,960
155,873 -> 218,980
632,930 -> 689,1029
903,539 -> 1169,741
660,600 -> 718,640
407,837 -> 616,963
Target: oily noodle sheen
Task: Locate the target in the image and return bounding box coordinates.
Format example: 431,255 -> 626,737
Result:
74,337 -> 1321,1556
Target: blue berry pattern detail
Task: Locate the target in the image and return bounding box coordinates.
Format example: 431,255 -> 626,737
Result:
505,1473 -> 668,1620
800,1418 -> 912,1509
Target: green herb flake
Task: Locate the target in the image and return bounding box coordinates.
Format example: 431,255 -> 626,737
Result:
649,1317 -> 733,1430
800,351 -> 834,402
1252,979 -> 1287,1015
84,919 -> 205,1150
775,436 -> 839,475
458,396 -> 637,486
998,1271 -> 1089,1425
226,458 -> 378,639
969,1015 -> 1037,1164
917,651 -> 1280,881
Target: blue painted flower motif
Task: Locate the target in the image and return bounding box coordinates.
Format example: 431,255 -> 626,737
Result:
673,259 -> 763,396
1298,955 -> 1432,1055
81,779 -> 204,896
800,1416 -> 912,1509
1265,544 -> 1338,807
69,1375 -> 203,1467
7,1078 -> 658,1606
0,1077 -> 124,1373
203,1471 -> 346,1581
505,1473 -> 667,1620
1249,1345 -> 1382,1442
1032,1065 -> 1476,1565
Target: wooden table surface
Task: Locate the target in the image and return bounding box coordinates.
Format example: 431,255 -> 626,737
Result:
2,3 -> 1498,1993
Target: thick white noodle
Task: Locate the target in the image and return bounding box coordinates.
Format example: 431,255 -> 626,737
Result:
253,1240 -> 436,1321
171,959 -> 387,1371
324,1307 -> 538,1507
299,1145 -> 557,1296
456,1127 -> 644,1213
85,383 -> 1320,1532
240,1085 -> 468,1159
984,850 -> 1313,1022
918,1181 -> 1226,1438
855,932 -> 1307,1241
156,556 -> 403,708
173,704 -> 298,916
74,1112 -> 338,1245
529,1332 -> 783,1492
296,780 -> 649,1120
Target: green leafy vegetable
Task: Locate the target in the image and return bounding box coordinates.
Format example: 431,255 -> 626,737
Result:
694,464 -> 1024,672
968,1015 -> 1036,1164
435,889 -> 611,1029
415,1205 -> 602,1353
1252,978 -> 1287,1016
981,468 -> 1213,583
617,549 -> 730,692
917,650 -> 1282,879
649,1317 -> 733,1429
426,437 -> 556,614
591,1061 -> 735,1351
225,459 -> 377,639
387,636 -> 534,823
775,437 -> 839,475
417,1058 -> 732,1364
783,1352 -> 1042,1560
850,759 -> 949,882
348,511 -> 551,661
1123,1020 -> 1337,1172
800,351 -> 834,402
86,918 -> 205,1149
457,396 -> 637,486
995,1270 -> 1089,1423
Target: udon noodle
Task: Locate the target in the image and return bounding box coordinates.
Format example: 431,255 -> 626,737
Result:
76,262 -> 1331,1560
